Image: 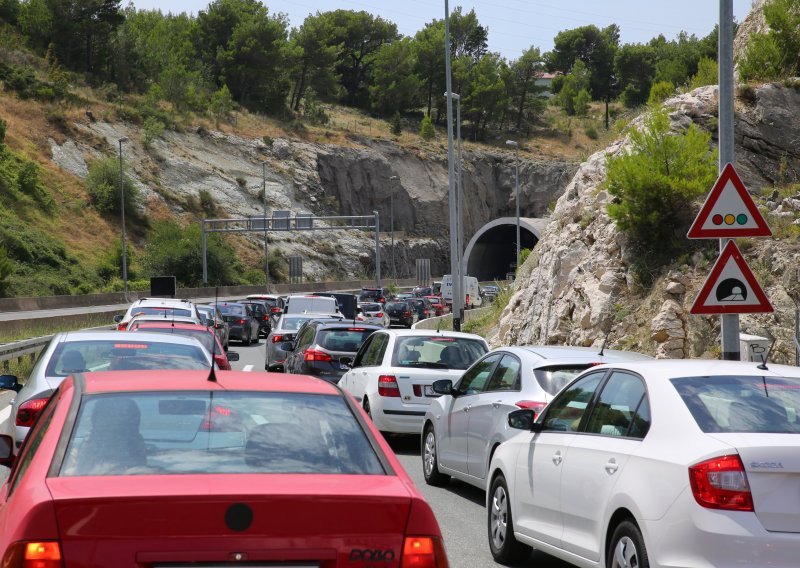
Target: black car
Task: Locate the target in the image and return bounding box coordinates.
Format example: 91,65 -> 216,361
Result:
407,297 -> 433,320
211,302 -> 261,345
384,301 -> 419,328
358,287 -> 388,304
282,321 -> 382,383
412,286 -> 433,297
240,300 -> 272,337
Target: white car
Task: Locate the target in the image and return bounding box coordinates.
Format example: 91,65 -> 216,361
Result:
114,297 -> 201,331
339,329 -> 488,434
486,359 -> 800,567
422,345 -> 651,490
356,302 -> 390,328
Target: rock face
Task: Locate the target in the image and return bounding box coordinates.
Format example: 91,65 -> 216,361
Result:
494,82 -> 800,362
50,124 -> 576,281
733,0 -> 769,69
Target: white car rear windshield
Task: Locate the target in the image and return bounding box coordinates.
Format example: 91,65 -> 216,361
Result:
45,340 -> 210,376
130,307 -> 192,318
672,375 -> 800,433
392,336 -> 487,370
60,392 -> 385,476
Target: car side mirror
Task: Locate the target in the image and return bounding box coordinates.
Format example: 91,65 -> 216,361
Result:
226,351 -> 240,362
113,314 -> 123,323
432,379 -> 453,396
0,375 -> 20,392
339,357 -> 353,368
280,341 -> 294,352
507,409 -> 539,431
0,434 -> 14,468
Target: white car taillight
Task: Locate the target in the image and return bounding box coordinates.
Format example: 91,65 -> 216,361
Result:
378,375 -> 400,397
689,454 -> 753,511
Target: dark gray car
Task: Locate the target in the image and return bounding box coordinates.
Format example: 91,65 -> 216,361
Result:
211,301 -> 261,345
264,313 -> 344,371
197,304 -> 230,349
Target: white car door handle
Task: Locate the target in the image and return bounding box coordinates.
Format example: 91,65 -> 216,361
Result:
605,458 -> 619,474
463,405 -> 470,413
552,451 -> 563,466
492,401 -> 502,408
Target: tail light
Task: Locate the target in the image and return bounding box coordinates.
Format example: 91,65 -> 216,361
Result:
403,311 -> 411,316
214,354 -> 231,371
378,375 -> 400,397
689,454 -> 753,511
238,319 -> 246,325
376,312 -> 384,317
2,541 -> 63,568
402,536 -> 448,567
263,316 -> 269,321
516,400 -> 547,414
304,349 -> 332,362
199,405 -> 241,432
117,322 -> 128,331
271,334 -> 284,343
271,307 -> 281,314
16,398 -> 49,428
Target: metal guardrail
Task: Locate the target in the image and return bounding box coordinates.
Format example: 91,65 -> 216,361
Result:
0,336 -> 50,371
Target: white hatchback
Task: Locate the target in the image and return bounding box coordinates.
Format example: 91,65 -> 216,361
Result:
339,330 -> 488,434
487,359 -> 800,567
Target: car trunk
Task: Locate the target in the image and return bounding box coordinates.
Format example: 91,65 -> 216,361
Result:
710,434 -> 800,532
47,474 -> 412,566
394,368 -> 465,407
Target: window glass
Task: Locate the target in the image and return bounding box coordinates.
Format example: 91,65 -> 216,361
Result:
217,304 -> 246,317
533,365 -> 595,396
542,372 -> 605,432
135,327 -> 216,352
60,392 -> 384,476
584,372 -> 647,438
629,397 -> 651,438
317,328 -> 376,353
391,336 -> 488,370
9,394 -> 58,495
279,317 -> 310,331
671,375 -> 800,433
360,334 -> 388,367
457,354 -> 502,395
45,340 -> 210,375
486,355 -> 521,392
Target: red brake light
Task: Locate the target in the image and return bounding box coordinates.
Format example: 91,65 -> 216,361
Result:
214,354 -> 230,370
113,343 -> 148,349
378,375 -> 400,397
199,405 -> 241,432
304,349 -> 332,362
271,307 -> 281,313
271,334 -> 284,343
689,454 -> 753,511
117,322 -> 128,331
238,319 -> 246,325
403,311 -> 411,316
376,312 -> 383,317
515,400 -> 547,413
402,536 -> 447,567
2,541 -> 63,568
347,328 -> 365,332
16,398 -> 49,428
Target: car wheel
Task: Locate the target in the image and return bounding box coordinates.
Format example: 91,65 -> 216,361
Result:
608,520 -> 649,568
422,426 -> 450,486
251,328 -> 259,344
488,474 -> 531,564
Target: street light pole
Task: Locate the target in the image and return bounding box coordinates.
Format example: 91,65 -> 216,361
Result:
444,0 -> 461,331
506,140 -> 521,273
389,175 -> 399,282
118,137 -> 129,300
262,162 -> 270,292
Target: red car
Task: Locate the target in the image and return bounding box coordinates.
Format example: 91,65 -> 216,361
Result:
128,321 -> 238,370
0,370 -> 449,567
424,296 -> 445,316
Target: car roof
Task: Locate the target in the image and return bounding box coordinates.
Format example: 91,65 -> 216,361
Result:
77,370 -> 341,395
381,329 -> 487,341
504,345 -> 653,363
590,358 -> 800,381
56,330 -> 206,347
131,298 -> 194,307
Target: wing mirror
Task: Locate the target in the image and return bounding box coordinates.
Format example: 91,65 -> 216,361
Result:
226,351 -> 240,362
339,356 -> 353,368
280,341 -> 294,352
0,434 -> 14,468
0,375 -> 21,392
113,314 -> 123,323
431,379 -> 454,396
507,408 -> 540,431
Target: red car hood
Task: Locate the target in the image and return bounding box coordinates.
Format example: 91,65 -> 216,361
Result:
47,473 -> 415,566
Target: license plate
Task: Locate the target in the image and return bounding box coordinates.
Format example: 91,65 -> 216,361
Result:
424,385 -> 436,396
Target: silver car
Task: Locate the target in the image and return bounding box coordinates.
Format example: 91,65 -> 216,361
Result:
422,345 -> 652,490
357,302 -> 390,328
0,330 -> 213,454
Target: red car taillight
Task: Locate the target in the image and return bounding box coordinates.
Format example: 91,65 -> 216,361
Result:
515,400 -> 547,414
117,322 -> 128,331
2,541 -> 63,568
271,307 -> 281,314
16,398 -> 49,428
402,536 -> 448,567
689,454 -> 753,511
378,375 -> 400,397
214,354 -> 231,371
376,312 -> 384,317
403,311 -> 411,316
304,349 -> 332,362
238,319 -> 246,325
271,334 -> 284,343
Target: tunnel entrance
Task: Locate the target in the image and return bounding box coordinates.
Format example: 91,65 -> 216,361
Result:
465,223 -> 538,282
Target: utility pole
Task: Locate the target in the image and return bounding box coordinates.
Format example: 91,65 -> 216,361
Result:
118,137 -> 129,301
389,175 -> 399,282
262,162 -> 269,292
719,0 -> 739,360
444,0 -> 461,331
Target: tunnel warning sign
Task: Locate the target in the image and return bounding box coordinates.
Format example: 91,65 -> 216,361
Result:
687,163 -> 771,239
690,240 -> 772,315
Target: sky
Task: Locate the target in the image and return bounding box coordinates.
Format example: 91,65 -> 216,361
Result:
129,0 -> 755,61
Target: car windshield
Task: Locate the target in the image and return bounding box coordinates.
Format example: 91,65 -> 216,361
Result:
534,365 -> 595,396
317,328 -> 376,352
391,336 -> 487,370
59,392 -> 384,476
671,375 -> 800,433
45,340 -> 210,376
360,303 -> 382,312
130,307 -> 192,318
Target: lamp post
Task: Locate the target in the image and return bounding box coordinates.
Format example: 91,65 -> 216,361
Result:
118,137 -> 129,300
262,162 -> 269,291
445,91 -> 464,315
444,0 -> 461,330
389,175 -> 398,282
506,139 -> 520,273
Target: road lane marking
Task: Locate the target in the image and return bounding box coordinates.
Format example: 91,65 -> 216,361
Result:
243,365 -> 253,372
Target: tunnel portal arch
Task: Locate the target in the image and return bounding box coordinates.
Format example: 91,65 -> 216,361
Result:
463,217 -> 548,282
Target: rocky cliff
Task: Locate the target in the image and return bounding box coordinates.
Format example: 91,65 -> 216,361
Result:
494,82 -> 800,362
50,123 -> 576,280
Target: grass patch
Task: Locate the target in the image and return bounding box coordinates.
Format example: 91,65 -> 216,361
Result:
0,311 -> 120,343
461,284 -> 514,337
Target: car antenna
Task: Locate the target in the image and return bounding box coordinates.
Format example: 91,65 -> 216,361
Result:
597,331 -> 610,357
208,286 -> 219,382
756,337 -> 776,372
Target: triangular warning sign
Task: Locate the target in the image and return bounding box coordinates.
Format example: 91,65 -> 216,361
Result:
690,240 -> 773,315
687,163 -> 771,238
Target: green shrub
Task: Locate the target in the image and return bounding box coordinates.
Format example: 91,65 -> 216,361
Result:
209,84 -> 233,126
690,57 -> 718,90
86,157 -> 139,216
647,81 -> 674,106
0,118 -> 5,145
141,116 -> 165,148
235,176 -> 246,187
585,125 -> 599,140
198,189 -> 217,216
0,242 -> 12,297
739,34 -> 783,81
573,88 -> 591,116
420,115 -> 435,140
391,111 -> 402,135
739,0 -> 800,81
16,161 -> 54,211
606,108 -> 718,274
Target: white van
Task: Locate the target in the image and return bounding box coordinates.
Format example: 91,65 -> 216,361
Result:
441,275 -> 482,309
283,295 -> 340,316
